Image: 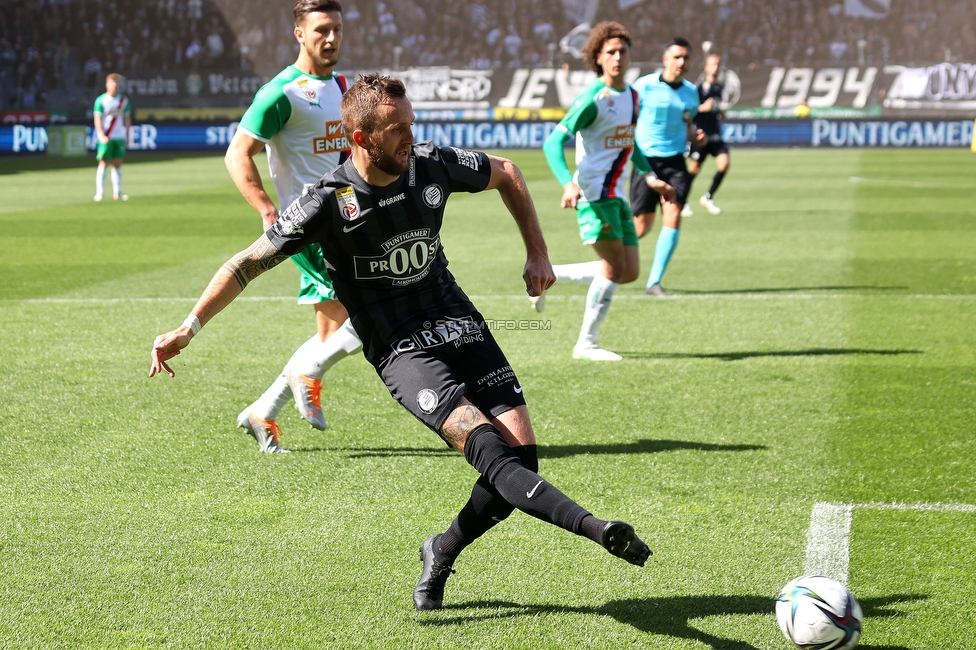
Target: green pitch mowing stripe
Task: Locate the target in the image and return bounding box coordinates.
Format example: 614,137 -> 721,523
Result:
0,149 -> 974,649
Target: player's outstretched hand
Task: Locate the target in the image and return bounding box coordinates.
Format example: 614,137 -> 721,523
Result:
692,129 -> 708,147
149,329 -> 193,378
523,253 -> 556,297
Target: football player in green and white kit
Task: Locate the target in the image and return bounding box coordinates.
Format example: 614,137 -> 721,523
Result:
542,22 -> 675,361
92,72 -> 131,201
224,0 -> 362,453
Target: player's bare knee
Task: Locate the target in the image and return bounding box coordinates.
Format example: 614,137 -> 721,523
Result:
619,266 -> 640,284
493,405 -> 536,447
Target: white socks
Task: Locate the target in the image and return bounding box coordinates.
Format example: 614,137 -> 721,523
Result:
553,260 -> 603,285
293,318 -> 362,378
251,374 -> 292,420
111,167 -> 122,197
577,274 -> 618,348
95,166 -> 106,196
250,319 -> 363,420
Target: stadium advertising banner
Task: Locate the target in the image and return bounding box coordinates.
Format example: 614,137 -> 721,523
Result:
402,64 -> 976,117
741,63 -> 976,113
116,72 -> 265,107
1,119 -> 973,154
57,64 -> 976,117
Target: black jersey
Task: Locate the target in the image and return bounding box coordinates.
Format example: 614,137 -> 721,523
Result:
267,142 -> 493,365
693,79 -> 724,138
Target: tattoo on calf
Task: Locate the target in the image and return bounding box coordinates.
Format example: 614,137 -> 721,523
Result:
439,402 -> 489,451
222,236 -> 289,290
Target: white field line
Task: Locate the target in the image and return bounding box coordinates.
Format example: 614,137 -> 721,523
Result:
5,293 -> 976,305
804,503 -> 853,583
848,176 -> 965,189
804,501 -> 976,584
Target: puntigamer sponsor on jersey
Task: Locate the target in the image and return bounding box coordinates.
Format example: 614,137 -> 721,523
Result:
605,124 -> 635,149
354,229 -> 439,285
314,120 -> 350,154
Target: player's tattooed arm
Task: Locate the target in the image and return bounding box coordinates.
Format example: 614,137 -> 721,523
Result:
221,234 -> 290,290
440,399 -> 491,452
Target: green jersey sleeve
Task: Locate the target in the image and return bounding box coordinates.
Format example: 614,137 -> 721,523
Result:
630,147 -> 651,175
543,126 -> 574,187
93,95 -> 103,114
239,84 -> 293,141
123,96 -> 132,114
544,94 -> 598,187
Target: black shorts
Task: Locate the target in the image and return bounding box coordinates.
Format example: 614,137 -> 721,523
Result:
689,137 -> 729,162
376,313 -> 526,433
630,154 -> 692,213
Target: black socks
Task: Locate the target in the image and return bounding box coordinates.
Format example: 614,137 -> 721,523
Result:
708,170 -> 726,198
437,425 -> 594,562
436,444 -> 538,562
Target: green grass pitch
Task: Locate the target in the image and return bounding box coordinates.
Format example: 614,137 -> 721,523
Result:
0,146 -> 973,649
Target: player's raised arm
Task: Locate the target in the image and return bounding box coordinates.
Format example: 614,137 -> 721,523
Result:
225,129 -> 280,229
149,234 -> 291,378
484,154 -> 555,298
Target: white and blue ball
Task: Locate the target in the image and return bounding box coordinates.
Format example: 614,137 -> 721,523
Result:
776,575 -> 862,649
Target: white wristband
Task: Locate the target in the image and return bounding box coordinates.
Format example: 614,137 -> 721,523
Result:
182,314 -> 202,336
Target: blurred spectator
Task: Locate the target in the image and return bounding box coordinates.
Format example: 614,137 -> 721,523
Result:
0,0 -> 974,112
206,19 -> 225,62
83,53 -> 102,91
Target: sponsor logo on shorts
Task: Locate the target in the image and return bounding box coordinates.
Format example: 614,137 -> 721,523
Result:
423,184 -> 443,209
394,316 -> 485,354
417,389 -> 438,414
476,365 -> 516,389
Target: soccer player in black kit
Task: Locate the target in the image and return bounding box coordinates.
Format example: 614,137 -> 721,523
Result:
150,74 -> 651,611
688,53 -> 730,215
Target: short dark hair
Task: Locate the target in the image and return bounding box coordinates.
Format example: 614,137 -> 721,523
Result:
581,21 -> 632,75
665,37 -> 692,54
341,73 -> 408,136
293,0 -> 342,25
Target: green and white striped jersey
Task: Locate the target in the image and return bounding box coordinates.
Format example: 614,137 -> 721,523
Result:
93,92 -> 131,141
552,79 -> 640,202
238,66 -> 350,208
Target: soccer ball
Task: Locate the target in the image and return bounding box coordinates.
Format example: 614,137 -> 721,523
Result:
776,575 -> 862,649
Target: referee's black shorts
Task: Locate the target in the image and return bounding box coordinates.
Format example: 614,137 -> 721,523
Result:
376,313 -> 526,434
689,137 -> 730,163
630,154 -> 692,213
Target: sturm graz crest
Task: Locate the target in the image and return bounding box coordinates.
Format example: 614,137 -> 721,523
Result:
417,389 -> 438,414
423,184 -> 443,209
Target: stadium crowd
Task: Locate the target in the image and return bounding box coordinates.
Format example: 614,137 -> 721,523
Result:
1,0 -> 974,110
